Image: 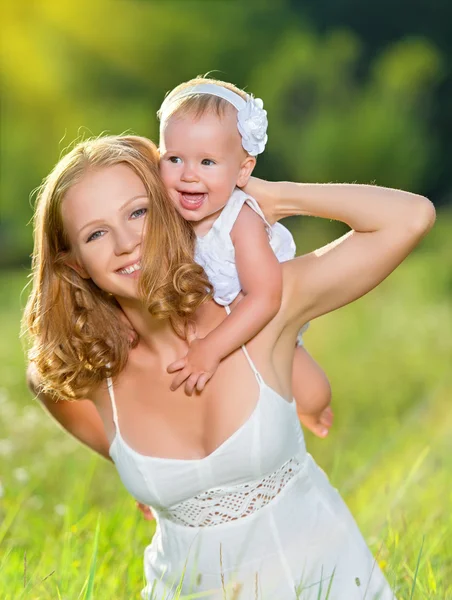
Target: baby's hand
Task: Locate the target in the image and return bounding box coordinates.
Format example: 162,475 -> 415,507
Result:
167,339 -> 221,396
297,405 -> 334,439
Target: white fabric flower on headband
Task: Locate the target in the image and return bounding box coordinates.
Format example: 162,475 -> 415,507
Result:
237,95 -> 268,156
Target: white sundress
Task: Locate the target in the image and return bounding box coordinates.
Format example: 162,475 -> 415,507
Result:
194,188 -> 309,344
107,322 -> 395,599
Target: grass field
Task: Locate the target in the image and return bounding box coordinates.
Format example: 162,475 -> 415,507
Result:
0,215 -> 451,599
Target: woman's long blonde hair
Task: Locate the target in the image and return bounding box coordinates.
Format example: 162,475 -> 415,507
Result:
23,135 -> 212,400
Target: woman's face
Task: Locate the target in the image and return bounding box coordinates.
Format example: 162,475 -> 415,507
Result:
61,164 -> 149,301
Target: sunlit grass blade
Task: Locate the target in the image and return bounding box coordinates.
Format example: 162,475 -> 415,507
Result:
0,489 -> 29,547
316,566 -> 324,600
324,567 -> 335,599
0,547 -> 12,575
82,514 -> 101,600
409,536 -> 424,600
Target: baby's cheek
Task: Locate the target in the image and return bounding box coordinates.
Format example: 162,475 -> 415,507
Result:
159,161 -> 174,184
167,191 -> 182,212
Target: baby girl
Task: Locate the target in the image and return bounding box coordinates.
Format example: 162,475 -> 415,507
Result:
158,77 -> 332,438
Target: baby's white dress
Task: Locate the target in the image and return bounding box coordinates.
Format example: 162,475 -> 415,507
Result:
194,187 -> 309,344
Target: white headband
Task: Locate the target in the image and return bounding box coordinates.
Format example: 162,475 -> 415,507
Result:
160,83 -> 268,156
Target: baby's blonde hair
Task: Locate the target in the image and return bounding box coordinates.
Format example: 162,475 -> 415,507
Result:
23,134 -> 212,400
158,76 -> 247,126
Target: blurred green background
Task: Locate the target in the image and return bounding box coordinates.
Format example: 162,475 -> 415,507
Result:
2,0 -> 452,267
1,1 -> 451,598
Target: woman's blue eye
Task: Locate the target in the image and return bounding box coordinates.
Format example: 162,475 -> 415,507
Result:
169,156 -> 182,164
131,207 -> 147,219
201,159 -> 215,166
87,230 -> 104,243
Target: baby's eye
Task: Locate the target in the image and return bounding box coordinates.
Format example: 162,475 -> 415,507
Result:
87,230 -> 105,243
169,156 -> 182,164
130,207 -> 147,219
201,159 -> 215,166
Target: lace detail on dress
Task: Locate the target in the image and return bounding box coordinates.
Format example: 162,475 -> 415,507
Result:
161,457 -> 302,527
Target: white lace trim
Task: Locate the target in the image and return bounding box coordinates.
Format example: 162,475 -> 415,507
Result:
161,457 -> 302,527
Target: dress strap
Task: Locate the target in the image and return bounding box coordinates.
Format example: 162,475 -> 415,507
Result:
242,193 -> 272,238
106,376 -> 120,432
214,188 -> 248,235
213,188 -> 271,240
224,305 -> 263,384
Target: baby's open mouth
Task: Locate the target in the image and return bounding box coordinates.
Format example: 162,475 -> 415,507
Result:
178,191 -> 206,210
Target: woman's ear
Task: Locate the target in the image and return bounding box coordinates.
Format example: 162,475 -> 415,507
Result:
62,252 -> 90,279
236,155 -> 256,188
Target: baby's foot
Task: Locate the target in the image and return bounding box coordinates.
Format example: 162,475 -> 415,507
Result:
297,406 -> 334,438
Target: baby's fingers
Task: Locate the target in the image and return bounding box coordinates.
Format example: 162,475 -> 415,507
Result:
185,374 -> 200,397
167,358 -> 186,374
196,373 -> 211,393
170,368 -> 191,391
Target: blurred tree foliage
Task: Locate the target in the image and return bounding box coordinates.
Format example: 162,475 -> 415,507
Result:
1,0 -> 448,267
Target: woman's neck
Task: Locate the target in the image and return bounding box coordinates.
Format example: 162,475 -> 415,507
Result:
116,295 -> 226,354
116,297 -> 179,352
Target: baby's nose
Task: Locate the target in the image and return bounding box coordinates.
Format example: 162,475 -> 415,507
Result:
181,165 -> 199,182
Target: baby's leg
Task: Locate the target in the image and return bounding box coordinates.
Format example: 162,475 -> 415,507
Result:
292,346 -> 333,438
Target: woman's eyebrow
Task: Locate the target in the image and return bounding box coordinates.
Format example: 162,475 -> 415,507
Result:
117,194 -> 148,212
77,194 -> 148,237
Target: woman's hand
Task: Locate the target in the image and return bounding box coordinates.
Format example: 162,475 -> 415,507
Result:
244,178 -> 435,337
242,177 -> 280,225
136,502 -> 155,521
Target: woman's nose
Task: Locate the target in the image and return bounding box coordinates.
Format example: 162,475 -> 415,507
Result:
114,229 -> 140,255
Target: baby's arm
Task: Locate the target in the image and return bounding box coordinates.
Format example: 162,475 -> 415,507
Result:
168,205 -> 282,395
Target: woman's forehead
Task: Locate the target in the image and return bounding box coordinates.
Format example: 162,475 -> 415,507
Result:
61,165 -> 147,234
67,164 -> 144,204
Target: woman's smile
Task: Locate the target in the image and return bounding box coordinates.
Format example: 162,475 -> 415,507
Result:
116,259 -> 142,277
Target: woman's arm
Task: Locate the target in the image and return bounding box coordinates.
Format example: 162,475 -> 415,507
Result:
27,364 -> 112,461
244,178 -> 436,325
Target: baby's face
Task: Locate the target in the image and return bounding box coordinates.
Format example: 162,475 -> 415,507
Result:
159,108 -> 254,234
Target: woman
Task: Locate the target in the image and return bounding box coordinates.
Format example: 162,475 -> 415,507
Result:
25,134 -> 435,599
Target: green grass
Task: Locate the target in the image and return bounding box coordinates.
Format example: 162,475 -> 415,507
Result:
0,215 -> 451,599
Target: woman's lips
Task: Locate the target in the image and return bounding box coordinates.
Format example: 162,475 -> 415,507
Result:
178,192 -> 206,211
116,260 -> 141,278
